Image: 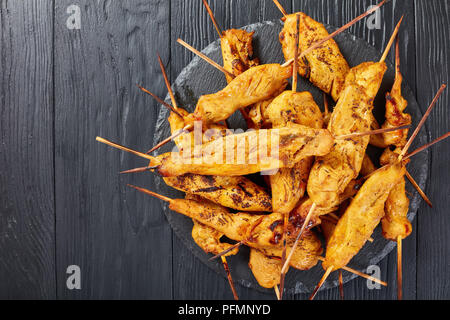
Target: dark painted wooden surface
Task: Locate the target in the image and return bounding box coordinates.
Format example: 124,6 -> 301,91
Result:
0,0 -> 448,299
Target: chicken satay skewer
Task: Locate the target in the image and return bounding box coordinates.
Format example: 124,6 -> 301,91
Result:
392,84 -> 447,300
282,18 -> 404,277
148,1 -> 390,153
279,14 -> 301,299
281,0 -> 389,67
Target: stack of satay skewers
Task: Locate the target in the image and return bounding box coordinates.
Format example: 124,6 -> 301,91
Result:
96,0 -> 449,300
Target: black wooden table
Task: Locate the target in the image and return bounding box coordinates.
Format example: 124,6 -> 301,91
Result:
1,0 -> 448,300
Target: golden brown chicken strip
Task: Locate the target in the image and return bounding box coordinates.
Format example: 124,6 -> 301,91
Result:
323,162 -> 406,271
249,249 -> 282,289
279,13 -> 350,101
380,148 -> 412,241
166,107 -> 271,212
157,124 -> 334,177
187,193 -> 240,257
164,174 -> 272,212
185,64 -> 292,125
166,197 -> 322,270
265,91 -> 323,213
307,62 -> 386,209
221,29 -> 259,83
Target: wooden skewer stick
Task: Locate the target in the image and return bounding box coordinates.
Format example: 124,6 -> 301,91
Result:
339,270 -> 344,300
323,93 -> 329,116
405,170 -> 432,207
335,124 -> 411,140
316,257 -> 388,287
291,14 -> 300,92
137,85 -> 183,118
316,257 -> 387,286
128,184 -> 172,202
146,124 -> 193,154
271,0 -> 288,17
177,38 -> 235,79
309,266 -> 333,300
274,285 -> 281,300
278,210 -> 289,299
379,16 -> 404,63
157,54 -> 180,113
398,84 -> 447,160
282,0 -> 388,67
221,256 -> 239,300
281,203 -> 316,274
201,0 -> 223,38
397,235 -> 403,300
120,166 -> 158,174
96,137 -> 157,162
404,132 -> 450,161
278,14 -> 301,300
209,241 -> 245,261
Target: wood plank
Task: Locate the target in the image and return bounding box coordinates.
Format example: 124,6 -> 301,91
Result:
415,0 -> 450,300
0,0 -> 56,299
54,0 -> 172,299
170,0 -> 291,300
291,0 -> 417,300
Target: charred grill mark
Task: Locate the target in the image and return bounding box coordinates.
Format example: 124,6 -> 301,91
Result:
237,182 -> 253,197
193,186 -> 223,193
201,175 -> 216,186
270,232 -> 283,245
269,219 -> 283,231
230,192 -> 243,206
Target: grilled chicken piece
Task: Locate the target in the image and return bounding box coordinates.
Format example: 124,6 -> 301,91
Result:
307,62 -> 386,209
186,194 -> 240,257
166,197 -> 322,270
360,153 -> 377,177
164,174 -> 272,212
290,177 -> 366,229
279,13 -> 350,101
185,64 -> 292,125
265,91 -> 323,213
220,28 -> 261,127
166,107 -> 271,211
323,162 -> 406,271
247,85 -> 287,129
380,148 -> 412,241
157,124 -> 334,176
221,29 -> 259,83
381,70 -> 411,147
249,249 -> 282,289
168,107 -> 229,155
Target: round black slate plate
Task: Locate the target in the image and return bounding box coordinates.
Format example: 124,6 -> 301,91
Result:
152,20 -> 429,295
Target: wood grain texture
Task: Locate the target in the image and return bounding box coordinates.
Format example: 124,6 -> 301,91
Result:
0,0 -> 56,299
54,0 -> 172,299
415,0 -> 450,300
